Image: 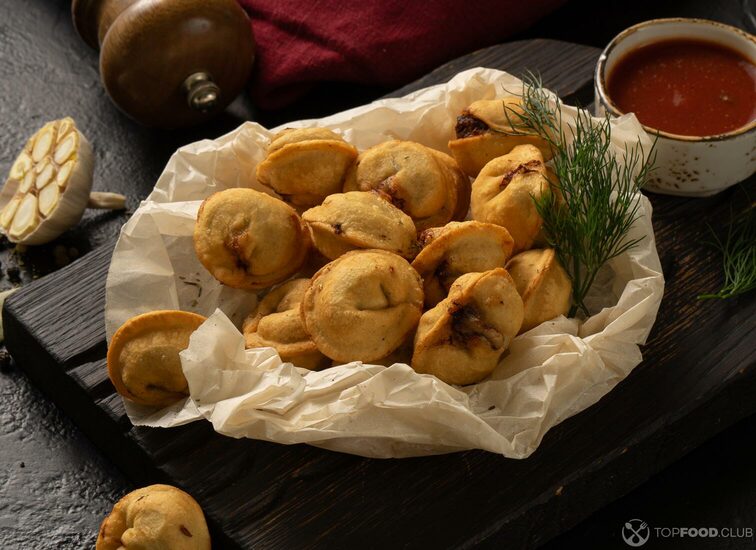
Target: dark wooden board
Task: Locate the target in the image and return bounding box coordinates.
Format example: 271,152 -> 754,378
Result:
4,38 -> 756,549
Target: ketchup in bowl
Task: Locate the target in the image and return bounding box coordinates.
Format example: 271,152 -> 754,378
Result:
607,39 -> 756,136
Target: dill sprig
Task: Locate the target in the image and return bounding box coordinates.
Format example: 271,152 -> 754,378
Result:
698,202 -> 756,300
502,74 -> 656,317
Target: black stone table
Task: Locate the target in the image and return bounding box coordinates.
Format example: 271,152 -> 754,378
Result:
1,0 -> 754,548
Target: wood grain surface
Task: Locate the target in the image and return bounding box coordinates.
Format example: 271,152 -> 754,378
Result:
4,38 -> 756,549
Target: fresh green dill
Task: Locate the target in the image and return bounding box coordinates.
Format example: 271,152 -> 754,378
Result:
698,202 -> 756,300
502,74 -> 656,317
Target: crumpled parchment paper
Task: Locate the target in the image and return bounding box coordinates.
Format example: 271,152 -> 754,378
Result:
105,68 -> 664,458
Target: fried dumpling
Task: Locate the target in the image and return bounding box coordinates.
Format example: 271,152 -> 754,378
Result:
243,278 -> 330,370
302,191 -> 418,260
411,221 -> 515,307
506,248 -> 572,333
194,188 -> 309,289
301,250 -> 423,363
96,484 -> 210,550
343,140 -> 466,231
107,310 -> 206,408
448,97 -> 552,177
470,144 -> 552,253
256,128 -> 358,207
411,269 -> 523,385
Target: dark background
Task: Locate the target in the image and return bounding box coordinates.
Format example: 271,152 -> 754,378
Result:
0,0 -> 754,548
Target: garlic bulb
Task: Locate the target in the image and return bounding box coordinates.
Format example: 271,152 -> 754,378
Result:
0,117 -> 123,246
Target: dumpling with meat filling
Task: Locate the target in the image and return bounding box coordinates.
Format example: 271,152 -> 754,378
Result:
448,96 -> 552,177
470,144 -> 552,253
256,128 -> 358,207
343,140 -> 467,231
194,188 -> 309,289
411,221 -> 515,307
243,278 -> 330,370
301,250 -> 423,363
302,191 -> 418,260
506,248 -> 572,333
411,268 -> 523,385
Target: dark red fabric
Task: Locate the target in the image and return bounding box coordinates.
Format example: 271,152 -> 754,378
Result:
239,0 -> 564,109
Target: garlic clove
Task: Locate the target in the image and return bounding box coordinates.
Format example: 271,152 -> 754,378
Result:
38,184 -> 60,217
57,118 -> 73,138
0,197 -> 21,229
19,171 -> 35,194
31,124 -> 55,163
9,194 -> 38,240
35,161 -> 55,190
54,132 -> 77,165
9,152 -> 32,181
56,161 -> 73,188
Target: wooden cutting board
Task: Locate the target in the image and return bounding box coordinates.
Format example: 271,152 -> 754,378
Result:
4,39 -> 756,549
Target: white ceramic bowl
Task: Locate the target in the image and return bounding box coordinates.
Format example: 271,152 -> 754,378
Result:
595,18 -> 756,197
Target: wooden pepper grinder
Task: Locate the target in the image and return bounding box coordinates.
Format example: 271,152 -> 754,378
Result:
71,0 -> 255,128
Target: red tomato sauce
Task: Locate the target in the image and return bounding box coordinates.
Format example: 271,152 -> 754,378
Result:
607,39 -> 756,136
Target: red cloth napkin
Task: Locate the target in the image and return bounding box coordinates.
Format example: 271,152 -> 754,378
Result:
239,0 -> 564,109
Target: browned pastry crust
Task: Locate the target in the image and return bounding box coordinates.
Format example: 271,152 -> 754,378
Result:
256,128 -> 358,207
301,249 -> 424,363
411,221 -> 515,308
505,248 -> 572,333
470,144 -> 553,253
411,269 -> 524,385
243,278 -> 331,370
193,187 -> 309,289
96,484 -> 210,550
448,97 -> 552,177
107,310 -> 206,408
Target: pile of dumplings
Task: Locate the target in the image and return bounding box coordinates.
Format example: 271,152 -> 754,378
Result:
191,96 -> 573,387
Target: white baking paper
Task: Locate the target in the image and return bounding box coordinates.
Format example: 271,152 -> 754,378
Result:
105,68 -> 664,458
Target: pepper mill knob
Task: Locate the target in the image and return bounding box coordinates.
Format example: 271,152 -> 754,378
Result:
71,0 -> 255,128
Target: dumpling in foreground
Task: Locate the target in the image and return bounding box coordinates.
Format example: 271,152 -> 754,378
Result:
107,310 -> 206,408
470,144 -> 552,253
301,250 -> 423,363
96,484 -> 210,550
411,221 -> 515,307
412,269 -> 523,386
343,140 -> 466,231
448,97 -> 552,177
302,191 -> 418,260
193,188 -> 309,289
243,278 -> 330,370
506,248 -> 572,333
256,128 -> 358,207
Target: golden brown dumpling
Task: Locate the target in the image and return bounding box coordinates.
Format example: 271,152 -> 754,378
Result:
194,188 -> 309,289
302,191 -> 418,260
243,278 -> 330,370
107,310 -> 206,408
448,97 -> 552,177
256,128 -> 358,207
96,484 -> 210,550
343,140 -> 465,231
411,221 -> 515,307
470,144 -> 552,253
412,269 -> 524,385
301,250 -> 423,363
506,248 -> 572,333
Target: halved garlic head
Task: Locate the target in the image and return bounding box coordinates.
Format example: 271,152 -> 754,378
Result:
0,117 -> 95,245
